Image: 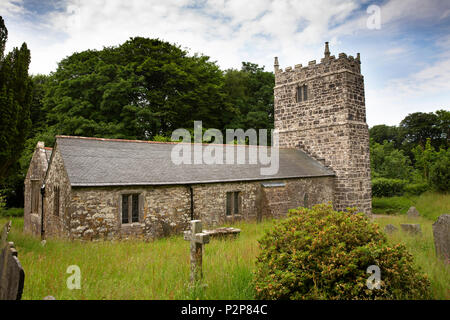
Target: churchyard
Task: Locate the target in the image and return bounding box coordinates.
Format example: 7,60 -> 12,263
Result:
1,192 -> 448,300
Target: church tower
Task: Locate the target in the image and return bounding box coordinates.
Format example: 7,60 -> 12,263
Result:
274,42 -> 372,214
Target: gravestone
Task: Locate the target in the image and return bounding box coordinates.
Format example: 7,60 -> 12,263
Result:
203,227 -> 241,239
432,214 -> 450,264
184,220 -> 210,283
407,206 -> 420,218
384,224 -> 398,234
400,223 -> 422,235
0,221 -> 25,300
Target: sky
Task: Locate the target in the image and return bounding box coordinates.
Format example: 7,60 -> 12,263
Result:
1,0 -> 449,127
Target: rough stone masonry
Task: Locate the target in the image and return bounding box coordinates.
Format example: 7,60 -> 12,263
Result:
274,42 -> 372,215
23,42 -> 372,241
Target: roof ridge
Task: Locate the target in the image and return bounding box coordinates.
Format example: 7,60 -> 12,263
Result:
55,135 -> 290,149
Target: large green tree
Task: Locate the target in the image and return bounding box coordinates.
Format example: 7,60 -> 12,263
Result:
0,16 -> 32,181
223,62 -> 274,138
43,37 -> 233,140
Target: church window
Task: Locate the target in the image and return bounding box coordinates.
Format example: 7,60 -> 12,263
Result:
54,185 -> 60,216
31,180 -> 40,214
226,191 -> 241,216
296,84 -> 308,102
122,194 -> 141,224
304,193 -> 309,208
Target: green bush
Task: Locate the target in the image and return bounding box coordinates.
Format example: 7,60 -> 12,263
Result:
0,207 -> 24,217
404,183 -> 429,196
372,178 -> 407,197
372,196 -> 414,214
253,204 -> 431,300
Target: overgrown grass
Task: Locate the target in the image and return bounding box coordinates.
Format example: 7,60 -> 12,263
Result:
1,217 -> 274,300
373,215 -> 450,300
1,193 -> 448,300
372,191 -> 449,220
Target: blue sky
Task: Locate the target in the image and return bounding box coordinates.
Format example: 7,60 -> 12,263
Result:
2,0 -> 449,127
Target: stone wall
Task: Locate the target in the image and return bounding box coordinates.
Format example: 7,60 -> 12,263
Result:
62,176 -> 333,240
274,46 -> 372,214
23,142 -> 50,235
43,144 -> 72,238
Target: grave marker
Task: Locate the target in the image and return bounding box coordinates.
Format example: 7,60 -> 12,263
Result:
184,220 -> 210,283
432,214 -> 449,264
0,221 -> 25,300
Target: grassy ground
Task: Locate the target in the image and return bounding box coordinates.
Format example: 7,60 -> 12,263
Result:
1,192 -> 448,300
372,191 -> 449,220
2,217 -> 274,300
373,215 -> 449,300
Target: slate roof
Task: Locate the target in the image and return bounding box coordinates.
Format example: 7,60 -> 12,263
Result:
55,136 -> 335,187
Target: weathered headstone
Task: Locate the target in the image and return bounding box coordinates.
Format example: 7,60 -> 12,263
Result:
384,224 -> 398,234
401,223 -> 422,235
184,220 -> 210,283
0,221 -> 25,300
407,206 -> 420,218
203,227 -> 241,239
432,214 -> 450,264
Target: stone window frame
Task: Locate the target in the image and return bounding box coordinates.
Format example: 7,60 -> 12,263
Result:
226,191 -> 242,218
30,179 -> 41,214
296,84 -> 308,103
118,191 -> 144,225
53,185 -> 60,216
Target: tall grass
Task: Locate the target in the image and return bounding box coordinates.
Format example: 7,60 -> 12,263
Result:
372,191 -> 449,220
373,215 -> 450,300
1,217 -> 274,300
2,192 -> 448,300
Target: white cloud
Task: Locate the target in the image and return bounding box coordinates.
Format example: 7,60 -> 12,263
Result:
2,0 -> 449,127
366,52 -> 450,126
0,0 -> 24,17
4,0 -> 368,74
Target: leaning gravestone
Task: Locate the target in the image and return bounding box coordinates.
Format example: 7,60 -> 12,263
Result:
400,223 -> 422,235
407,206 -> 420,218
384,224 -> 398,234
0,221 -> 25,300
432,214 -> 450,264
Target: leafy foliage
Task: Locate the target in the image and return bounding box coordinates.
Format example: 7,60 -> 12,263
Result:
429,148 -> 450,192
253,204 -> 431,300
370,140 -> 412,180
371,178 -> 407,197
0,16 -> 32,181
43,37 -> 230,140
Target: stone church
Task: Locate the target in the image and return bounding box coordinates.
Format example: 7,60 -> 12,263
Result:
24,43 -> 371,240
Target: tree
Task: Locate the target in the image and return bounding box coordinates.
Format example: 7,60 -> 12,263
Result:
400,112 -> 441,149
412,138 -> 436,183
429,148 -> 450,192
223,62 -> 274,143
435,109 -> 450,148
369,124 -> 403,148
370,140 -> 412,180
0,16 -> 32,182
43,37 -> 232,140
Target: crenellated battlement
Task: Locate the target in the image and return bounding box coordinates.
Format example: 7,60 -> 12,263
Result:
274,47 -> 361,87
